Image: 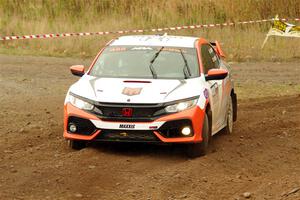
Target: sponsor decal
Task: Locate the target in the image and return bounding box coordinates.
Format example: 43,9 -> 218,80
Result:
149,126 -> 158,129
203,88 -> 209,99
210,83 -> 219,97
131,47 -> 153,50
155,47 -> 187,53
122,87 -> 142,96
119,124 -> 135,129
109,47 -> 127,52
212,55 -> 217,62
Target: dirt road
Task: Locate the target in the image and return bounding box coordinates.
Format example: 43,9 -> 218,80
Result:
0,55 -> 300,200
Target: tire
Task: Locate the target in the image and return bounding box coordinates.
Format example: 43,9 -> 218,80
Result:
186,113 -> 210,158
224,96 -> 234,134
68,140 -> 86,150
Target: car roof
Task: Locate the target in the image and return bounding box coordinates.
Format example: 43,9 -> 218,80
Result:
110,35 -> 199,48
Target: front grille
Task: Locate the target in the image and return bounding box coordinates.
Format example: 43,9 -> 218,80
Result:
95,130 -> 160,142
92,103 -> 166,122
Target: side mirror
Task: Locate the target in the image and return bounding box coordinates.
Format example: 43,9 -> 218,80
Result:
70,65 -> 85,77
205,69 -> 228,81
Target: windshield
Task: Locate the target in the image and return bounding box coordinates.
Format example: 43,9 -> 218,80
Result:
89,46 -> 199,79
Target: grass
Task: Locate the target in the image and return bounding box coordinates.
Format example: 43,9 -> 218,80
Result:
0,0 -> 299,60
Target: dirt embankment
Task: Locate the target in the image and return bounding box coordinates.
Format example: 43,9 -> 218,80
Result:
0,55 -> 300,200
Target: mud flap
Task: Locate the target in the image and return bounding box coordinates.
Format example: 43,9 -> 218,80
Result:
232,92 -> 237,122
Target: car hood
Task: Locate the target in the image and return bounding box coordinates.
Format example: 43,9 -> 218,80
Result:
69,75 -> 202,104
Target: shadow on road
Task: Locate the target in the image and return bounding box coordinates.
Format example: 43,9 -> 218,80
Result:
84,130 -> 230,159
89,142 -> 190,159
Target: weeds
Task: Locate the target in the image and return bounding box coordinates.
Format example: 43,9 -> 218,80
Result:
0,0 -> 299,60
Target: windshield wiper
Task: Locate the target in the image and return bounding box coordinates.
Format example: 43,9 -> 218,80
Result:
179,49 -> 192,79
148,46 -> 164,79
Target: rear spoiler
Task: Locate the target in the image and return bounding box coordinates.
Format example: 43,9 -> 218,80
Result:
210,41 -> 225,58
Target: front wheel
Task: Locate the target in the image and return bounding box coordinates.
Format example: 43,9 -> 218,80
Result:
186,113 -> 210,158
68,140 -> 86,150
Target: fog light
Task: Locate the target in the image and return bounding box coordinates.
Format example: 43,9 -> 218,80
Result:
181,127 -> 191,136
69,124 -> 77,133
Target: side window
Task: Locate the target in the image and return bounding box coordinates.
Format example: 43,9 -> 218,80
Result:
201,44 -> 220,74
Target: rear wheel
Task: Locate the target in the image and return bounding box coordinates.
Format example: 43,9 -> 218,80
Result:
224,96 -> 234,134
186,113 -> 210,158
68,140 -> 86,150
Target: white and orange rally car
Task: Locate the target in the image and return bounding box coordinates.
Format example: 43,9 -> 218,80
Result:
64,34 -> 237,157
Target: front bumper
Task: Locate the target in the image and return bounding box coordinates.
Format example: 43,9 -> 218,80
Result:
63,103 -> 206,143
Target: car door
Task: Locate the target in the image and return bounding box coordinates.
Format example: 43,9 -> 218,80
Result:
201,44 -> 223,132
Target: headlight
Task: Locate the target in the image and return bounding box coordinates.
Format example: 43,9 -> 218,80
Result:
65,93 -> 94,111
165,98 -> 198,113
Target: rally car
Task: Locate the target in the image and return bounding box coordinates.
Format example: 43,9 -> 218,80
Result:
64,34 -> 237,157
